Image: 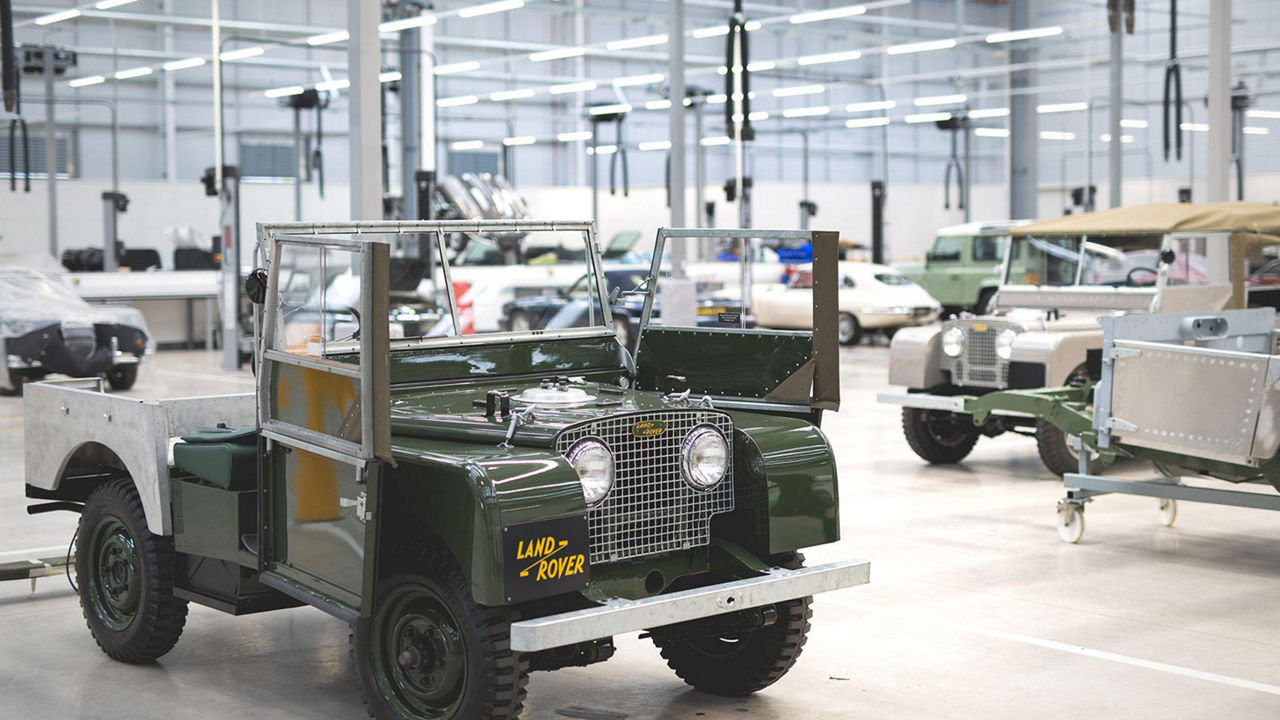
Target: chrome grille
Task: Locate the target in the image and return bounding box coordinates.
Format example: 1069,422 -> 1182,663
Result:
556,410 -> 734,564
939,319 -> 1020,388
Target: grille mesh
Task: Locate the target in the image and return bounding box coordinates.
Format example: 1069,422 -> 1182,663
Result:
940,319 -> 1019,388
556,410 -> 734,564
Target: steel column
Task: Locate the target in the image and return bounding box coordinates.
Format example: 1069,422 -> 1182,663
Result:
668,0 -> 687,277
43,52 -> 56,256
1008,0 -> 1036,220
348,0 -> 383,220
1206,0 -> 1231,202
1108,20 -> 1123,208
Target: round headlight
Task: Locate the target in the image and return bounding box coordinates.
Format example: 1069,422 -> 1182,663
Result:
682,426 -> 729,489
568,439 -> 614,505
941,326 -> 965,357
995,328 -> 1018,360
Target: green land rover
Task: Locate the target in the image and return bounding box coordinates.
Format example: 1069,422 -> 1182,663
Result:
897,220 -> 1030,314
23,221 -> 867,720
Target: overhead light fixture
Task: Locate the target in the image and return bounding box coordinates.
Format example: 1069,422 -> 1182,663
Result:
745,20 -> 762,31
1039,130 -> 1076,140
549,81 -> 597,95
379,16 -> 436,33
645,99 -> 672,110
491,88 -> 536,101
790,4 -> 867,24
558,130 -> 593,142
588,144 -> 618,155
590,103 -> 632,115
746,60 -> 776,72
967,107 -> 1009,119
1246,109 -> 1280,120
265,85 -> 305,98
437,94 -> 479,107
692,25 -> 730,39
95,0 -> 139,8
706,93 -> 728,104
1099,133 -> 1134,143
846,100 -> 895,113
379,71 -> 402,83
985,26 -> 1063,44
220,46 -> 265,62
905,112 -> 951,124
451,140 -> 485,150
307,30 -> 349,45
700,136 -> 731,146
34,8 -> 81,25
974,127 -> 1010,138
1120,118 -> 1149,128
458,0 -> 525,18
316,78 -> 351,92
530,46 -> 586,63
914,93 -> 966,107
1244,126 -> 1270,135
797,49 -> 862,66
887,38 -> 957,55
783,106 -> 830,118
606,34 -> 668,51
846,116 -> 890,128
748,111 -> 769,121
638,140 -> 672,152
1037,101 -> 1088,114
162,56 -> 206,71
773,84 -> 825,98
114,66 -> 153,80
503,136 -> 536,146
1180,122 -> 1209,132
68,75 -> 106,88
435,61 -> 480,75
614,73 -> 664,87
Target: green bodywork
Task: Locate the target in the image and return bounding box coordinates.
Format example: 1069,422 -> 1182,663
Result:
898,233 -> 1008,309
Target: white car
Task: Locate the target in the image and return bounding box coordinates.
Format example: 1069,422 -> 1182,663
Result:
753,262 -> 941,344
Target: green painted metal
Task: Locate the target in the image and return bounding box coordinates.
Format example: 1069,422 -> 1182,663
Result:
635,328 -> 815,402
372,580 -> 470,719
171,478 -> 257,564
85,515 -> 141,632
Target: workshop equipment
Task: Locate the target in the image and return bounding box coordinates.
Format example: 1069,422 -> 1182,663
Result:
1162,0 -> 1183,161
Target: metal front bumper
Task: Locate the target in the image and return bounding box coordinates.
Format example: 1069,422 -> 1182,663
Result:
876,391 -> 1034,418
508,558 -> 870,652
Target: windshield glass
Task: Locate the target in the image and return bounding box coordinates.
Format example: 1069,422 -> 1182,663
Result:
1004,235 -> 1189,288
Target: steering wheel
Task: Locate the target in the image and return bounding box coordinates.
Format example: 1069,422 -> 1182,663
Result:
1125,266 -> 1159,287
337,305 -> 362,342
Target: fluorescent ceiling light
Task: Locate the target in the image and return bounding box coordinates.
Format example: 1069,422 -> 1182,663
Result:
1037,101 -> 1088,114
590,103 -> 632,115
1120,118 -> 1148,128
797,49 -> 862,66
95,0 -> 139,8
588,144 -> 618,155
692,25 -> 729,39
773,84 -> 825,98
114,66 -> 153,80
974,127 -> 1010,138
451,140 -> 485,150
1039,130 -> 1076,140
307,30 -> 349,46
491,88 -> 536,101
905,112 -> 951,124
783,106 -> 830,118
606,34 -> 668,51
265,85 -> 305,98
846,100 -> 895,113
435,61 -> 480,75
557,131 -> 593,142
846,116 -> 890,128
1247,110 -> 1280,120
748,111 -> 769,121
614,73 -> 664,87
706,94 -> 727,104
700,136 -> 731,146
745,20 -> 762,31
530,46 -> 586,62
162,56 -> 206,71
1244,126 -> 1270,135
790,4 -> 867,24
1181,122 -> 1209,132
967,107 -> 1009,119
459,0 -> 525,18
985,26 -> 1063,44
379,16 -> 436,33
549,81 -> 597,95
1099,134 -> 1134,143
68,75 -> 105,88
887,38 -> 957,55
35,8 -> 81,25
914,93 -> 966,107
747,60 -> 776,72
645,99 -> 672,110
220,47 -> 265,61
437,94 -> 479,107
638,140 -> 672,152
316,79 -> 351,92
503,136 -> 537,146
379,71 -> 402,83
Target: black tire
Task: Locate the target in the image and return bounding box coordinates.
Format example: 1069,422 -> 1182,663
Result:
651,553 -> 811,697
1035,364 -> 1101,477
353,545 -> 528,720
106,365 -> 138,391
902,407 -> 981,464
611,313 -> 632,349
76,478 -> 188,664
837,312 -> 863,346
5,369 -> 25,396
975,287 -> 997,314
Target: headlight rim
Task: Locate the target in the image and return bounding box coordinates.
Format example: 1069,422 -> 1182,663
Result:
941,326 -> 965,358
681,424 -> 730,491
995,327 -> 1018,360
567,437 -> 616,506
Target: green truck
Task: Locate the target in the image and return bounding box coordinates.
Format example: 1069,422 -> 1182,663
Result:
897,220 -> 1030,314
23,221 -> 867,720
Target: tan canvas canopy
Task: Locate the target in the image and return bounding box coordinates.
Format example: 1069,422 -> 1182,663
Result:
1011,201 -> 1280,240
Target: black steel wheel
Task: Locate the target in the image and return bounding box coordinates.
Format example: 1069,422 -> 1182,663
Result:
353,548 -> 528,720
837,313 -> 863,346
106,365 -> 139,391
901,407 -> 980,464
76,478 -> 188,663
650,553 -> 811,696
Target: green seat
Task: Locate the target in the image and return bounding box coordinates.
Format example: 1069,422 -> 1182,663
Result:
173,426 -> 258,491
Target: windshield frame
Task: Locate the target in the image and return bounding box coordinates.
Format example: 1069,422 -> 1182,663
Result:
996,232 -> 1176,309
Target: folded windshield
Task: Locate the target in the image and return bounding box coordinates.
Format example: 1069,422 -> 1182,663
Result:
1005,235 -> 1208,289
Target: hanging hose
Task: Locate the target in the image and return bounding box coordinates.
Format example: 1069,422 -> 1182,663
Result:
943,123 -> 964,210
1,0 -> 16,113
1162,0 -> 1183,161
313,103 -> 325,198
724,0 -> 754,142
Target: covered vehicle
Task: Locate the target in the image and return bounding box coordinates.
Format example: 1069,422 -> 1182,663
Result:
753,262 -> 940,345
0,266 -> 149,392
879,201 -> 1280,476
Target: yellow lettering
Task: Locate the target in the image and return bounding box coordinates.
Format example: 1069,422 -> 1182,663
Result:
535,560 -> 547,581
572,555 -> 585,575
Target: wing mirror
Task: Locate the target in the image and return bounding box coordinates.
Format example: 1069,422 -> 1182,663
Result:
244,268 -> 269,304
1159,248 -> 1177,266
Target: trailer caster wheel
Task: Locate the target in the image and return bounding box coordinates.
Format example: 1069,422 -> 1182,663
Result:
1057,505 -> 1085,544
1158,499 -> 1178,527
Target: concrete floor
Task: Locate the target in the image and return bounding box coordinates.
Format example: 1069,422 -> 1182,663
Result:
3,346 -> 1280,719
